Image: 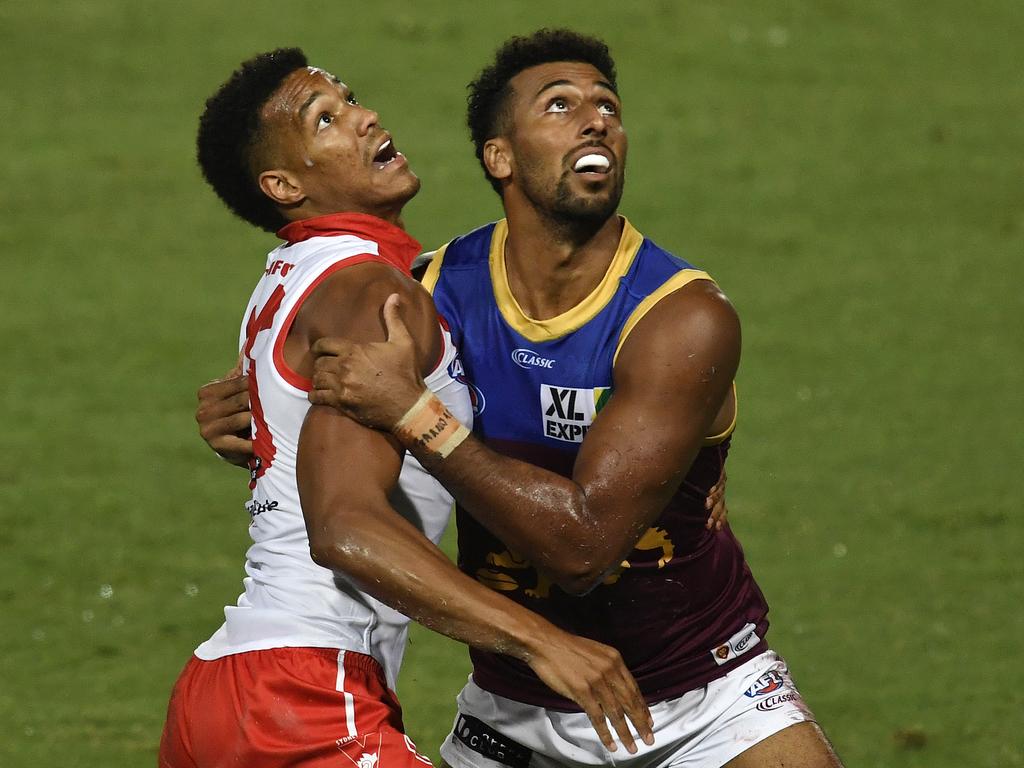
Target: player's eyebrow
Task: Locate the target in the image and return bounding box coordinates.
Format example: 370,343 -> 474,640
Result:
298,91 -> 324,121
535,78 -> 618,98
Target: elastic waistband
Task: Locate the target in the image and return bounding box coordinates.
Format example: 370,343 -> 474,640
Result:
194,646 -> 385,675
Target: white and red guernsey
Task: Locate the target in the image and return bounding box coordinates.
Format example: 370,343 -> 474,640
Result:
195,213 -> 472,688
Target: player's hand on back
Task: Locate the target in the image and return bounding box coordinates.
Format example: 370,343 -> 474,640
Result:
705,468 -> 729,531
309,293 -> 427,430
196,358 -> 253,468
523,628 -> 655,755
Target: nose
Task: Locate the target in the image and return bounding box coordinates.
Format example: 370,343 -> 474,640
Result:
357,106 -> 379,136
580,103 -> 609,138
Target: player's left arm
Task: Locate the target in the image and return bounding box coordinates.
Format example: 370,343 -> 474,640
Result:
310,281 -> 739,594
195,358 -> 253,467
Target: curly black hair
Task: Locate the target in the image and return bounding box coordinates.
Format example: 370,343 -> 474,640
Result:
467,29 -> 618,195
197,48 -> 308,233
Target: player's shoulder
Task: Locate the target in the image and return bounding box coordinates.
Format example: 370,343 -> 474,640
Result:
615,278 -> 740,375
420,221 -> 503,296
662,279 -> 737,324
435,220 -> 502,268
317,259 -> 415,298
613,220 -> 737,367
618,221 -> 719,309
296,260 -> 440,365
298,261 -> 423,330
636,236 -> 697,269
639,279 -> 737,338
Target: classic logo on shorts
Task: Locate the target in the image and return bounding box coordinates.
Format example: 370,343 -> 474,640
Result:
710,622 -> 760,666
512,348 -> 555,370
756,692 -> 803,712
539,384 -> 611,443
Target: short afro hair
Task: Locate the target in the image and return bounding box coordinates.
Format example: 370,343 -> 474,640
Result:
467,29 -> 618,195
197,48 -> 309,233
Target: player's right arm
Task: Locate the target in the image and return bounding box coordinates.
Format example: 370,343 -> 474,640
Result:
308,282 -> 738,595
293,267 -> 653,754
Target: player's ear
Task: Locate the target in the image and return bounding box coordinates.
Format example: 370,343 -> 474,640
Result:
483,138 -> 512,183
258,169 -> 306,207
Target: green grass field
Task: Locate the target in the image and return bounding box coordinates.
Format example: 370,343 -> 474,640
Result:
2,1 -> 1021,765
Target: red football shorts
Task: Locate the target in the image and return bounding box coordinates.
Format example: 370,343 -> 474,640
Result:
159,647 -> 433,767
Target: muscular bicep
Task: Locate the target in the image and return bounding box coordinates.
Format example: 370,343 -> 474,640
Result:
572,281 -> 740,550
284,262 -> 441,381
297,404 -> 405,562
291,263 -> 444,561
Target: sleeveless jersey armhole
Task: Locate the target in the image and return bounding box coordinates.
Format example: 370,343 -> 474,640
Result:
272,254 -> 401,391
612,269 -> 737,444
703,382 -> 738,445
612,269 -> 713,366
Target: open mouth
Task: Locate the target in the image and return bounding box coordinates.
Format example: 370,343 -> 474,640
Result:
372,138 -> 399,168
573,153 -> 611,175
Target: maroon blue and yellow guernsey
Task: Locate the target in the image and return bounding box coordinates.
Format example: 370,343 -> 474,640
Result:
423,217 -> 770,709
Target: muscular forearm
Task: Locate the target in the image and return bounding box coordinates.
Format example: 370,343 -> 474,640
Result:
403,427 -> 646,595
307,496 -> 555,657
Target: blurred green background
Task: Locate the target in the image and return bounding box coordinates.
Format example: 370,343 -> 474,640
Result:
2,1 -> 1021,765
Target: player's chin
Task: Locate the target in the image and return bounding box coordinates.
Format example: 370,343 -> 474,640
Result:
379,169 -> 421,203
567,186 -> 620,218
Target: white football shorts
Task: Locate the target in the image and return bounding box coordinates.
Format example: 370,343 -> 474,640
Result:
439,651 -> 815,768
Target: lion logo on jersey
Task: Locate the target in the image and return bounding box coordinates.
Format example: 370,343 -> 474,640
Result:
476,527 -> 675,595
601,527 -> 675,586
476,549 -> 552,598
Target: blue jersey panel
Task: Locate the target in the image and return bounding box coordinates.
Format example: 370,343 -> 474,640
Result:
434,220 -> 702,451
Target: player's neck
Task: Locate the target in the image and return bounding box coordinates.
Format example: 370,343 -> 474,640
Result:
502,207 -> 623,320
284,201 -> 408,230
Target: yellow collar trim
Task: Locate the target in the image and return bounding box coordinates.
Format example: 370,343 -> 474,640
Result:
420,243 -> 449,294
489,217 -> 645,342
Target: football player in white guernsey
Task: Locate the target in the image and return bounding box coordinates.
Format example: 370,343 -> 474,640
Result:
160,48 -> 654,768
